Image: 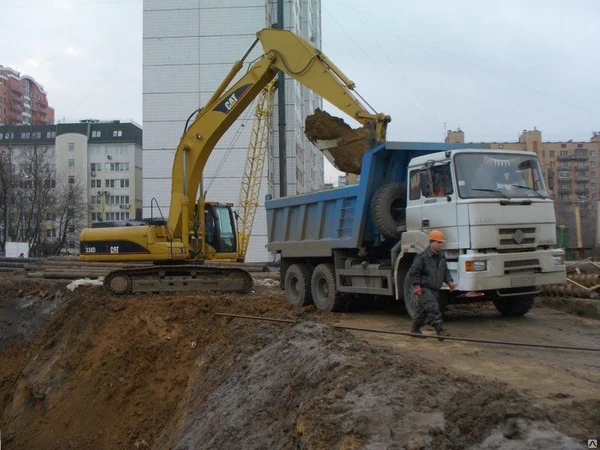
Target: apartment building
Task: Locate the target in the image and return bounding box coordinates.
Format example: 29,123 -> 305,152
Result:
143,0 -> 323,262
445,128 -> 600,250
0,65 -> 55,126
0,121 -> 142,252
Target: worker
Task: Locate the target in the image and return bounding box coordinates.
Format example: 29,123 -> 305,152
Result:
408,229 -> 456,339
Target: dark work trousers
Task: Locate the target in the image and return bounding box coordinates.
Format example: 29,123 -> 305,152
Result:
413,287 -> 443,326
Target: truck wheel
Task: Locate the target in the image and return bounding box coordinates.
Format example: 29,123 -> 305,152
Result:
311,263 -> 342,312
370,182 -> 406,239
492,294 -> 535,317
284,264 -> 313,307
403,275 -> 417,319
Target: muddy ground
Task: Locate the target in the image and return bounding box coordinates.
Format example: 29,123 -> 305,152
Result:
0,273 -> 598,449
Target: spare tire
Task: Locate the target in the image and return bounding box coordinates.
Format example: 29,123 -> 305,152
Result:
370,182 -> 407,239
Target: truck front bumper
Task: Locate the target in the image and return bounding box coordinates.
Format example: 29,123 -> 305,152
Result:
454,248 -> 565,292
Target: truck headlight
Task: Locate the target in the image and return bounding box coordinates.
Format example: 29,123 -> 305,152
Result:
466,260 -> 487,272
552,254 -> 564,266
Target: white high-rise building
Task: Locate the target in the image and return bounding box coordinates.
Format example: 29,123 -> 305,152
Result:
142,0 -> 323,262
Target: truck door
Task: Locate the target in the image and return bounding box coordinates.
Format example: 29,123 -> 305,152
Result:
418,163 -> 459,247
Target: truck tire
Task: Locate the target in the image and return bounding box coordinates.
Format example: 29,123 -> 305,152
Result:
311,263 -> 343,312
284,264 -> 313,307
403,275 -> 417,319
492,294 -> 535,317
370,182 -> 407,239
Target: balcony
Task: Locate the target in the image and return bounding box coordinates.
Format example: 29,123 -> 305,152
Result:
557,155 -> 575,161
558,187 -> 572,194
575,175 -> 590,182
576,188 -> 590,195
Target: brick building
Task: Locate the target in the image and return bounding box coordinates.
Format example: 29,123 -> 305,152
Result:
0,65 -> 55,126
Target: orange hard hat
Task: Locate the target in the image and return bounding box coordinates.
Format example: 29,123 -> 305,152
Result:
428,229 -> 446,242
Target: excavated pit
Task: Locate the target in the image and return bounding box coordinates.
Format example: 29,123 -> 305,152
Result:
0,275 -> 598,449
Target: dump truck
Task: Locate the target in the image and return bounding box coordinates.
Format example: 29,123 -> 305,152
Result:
266,141 -> 566,316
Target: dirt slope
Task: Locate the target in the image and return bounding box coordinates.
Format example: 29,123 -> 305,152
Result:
0,276 -> 596,449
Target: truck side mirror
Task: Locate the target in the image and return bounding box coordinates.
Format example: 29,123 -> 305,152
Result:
547,168 -> 555,191
419,168 -> 433,197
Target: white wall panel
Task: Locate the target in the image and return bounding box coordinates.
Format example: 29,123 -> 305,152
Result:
144,93 -> 201,121
143,37 -> 201,65
144,9 -> 200,38
143,65 -> 201,94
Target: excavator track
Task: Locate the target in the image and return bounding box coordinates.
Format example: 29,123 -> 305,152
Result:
103,264 -> 253,295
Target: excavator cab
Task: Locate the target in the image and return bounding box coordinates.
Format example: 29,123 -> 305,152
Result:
203,203 -> 238,257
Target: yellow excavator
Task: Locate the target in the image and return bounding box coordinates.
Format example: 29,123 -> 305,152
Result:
79,27 -> 390,295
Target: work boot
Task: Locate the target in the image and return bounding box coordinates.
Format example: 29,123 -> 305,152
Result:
410,323 -> 425,338
433,323 -> 451,340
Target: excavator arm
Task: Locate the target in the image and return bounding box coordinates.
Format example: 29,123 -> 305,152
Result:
169,28 -> 390,246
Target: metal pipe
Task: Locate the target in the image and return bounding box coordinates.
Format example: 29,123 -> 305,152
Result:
214,312 -> 600,352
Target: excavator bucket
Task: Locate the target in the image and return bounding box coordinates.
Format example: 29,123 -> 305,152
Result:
304,109 -> 378,174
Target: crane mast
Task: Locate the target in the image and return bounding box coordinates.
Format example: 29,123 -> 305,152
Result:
236,80 -> 277,262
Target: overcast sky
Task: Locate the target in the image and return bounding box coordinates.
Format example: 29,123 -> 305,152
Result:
3,0 -> 599,182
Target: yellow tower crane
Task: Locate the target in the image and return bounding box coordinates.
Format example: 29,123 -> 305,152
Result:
236,80 -> 277,261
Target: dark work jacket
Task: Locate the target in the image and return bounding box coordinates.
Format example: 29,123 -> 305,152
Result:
409,247 -> 453,290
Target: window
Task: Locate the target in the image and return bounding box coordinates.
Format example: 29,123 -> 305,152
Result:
113,130 -> 123,137
44,179 -> 56,188
68,142 -> 74,151
592,161 -> 596,167
68,175 -> 75,184
105,179 -> 115,188
120,178 -> 129,188
46,228 -> 56,237
549,150 -> 555,158
550,161 -> 555,168
68,158 -> 75,167
559,171 -> 570,178
409,170 -> 421,200
92,130 -> 102,138
90,162 -> 101,172
46,213 -> 56,221
592,183 -> 597,189
559,150 -> 568,156
561,144 -> 567,149
591,150 -> 596,157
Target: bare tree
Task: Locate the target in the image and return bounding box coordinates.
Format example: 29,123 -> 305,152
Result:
51,179 -> 87,255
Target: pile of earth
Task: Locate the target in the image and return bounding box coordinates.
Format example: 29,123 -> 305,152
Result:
305,108 -> 375,174
0,277 -> 589,449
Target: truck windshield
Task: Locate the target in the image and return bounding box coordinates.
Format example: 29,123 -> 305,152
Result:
454,153 -> 548,199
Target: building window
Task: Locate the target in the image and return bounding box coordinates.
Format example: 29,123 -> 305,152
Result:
591,161 -> 596,167
68,142 -> 75,151
559,150 -> 568,156
561,144 -> 567,149
92,130 -> 102,138
46,228 -> 56,237
68,158 -> 75,167
592,183 -> 597,189
68,175 -> 75,184
105,179 -> 115,188
559,171 -> 570,178
90,162 -> 101,172
549,150 -> 555,157
591,150 -> 595,157
113,130 -> 123,137
120,178 -> 129,188
550,161 -> 555,168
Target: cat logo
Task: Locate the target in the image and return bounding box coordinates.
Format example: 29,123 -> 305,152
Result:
214,84 -> 252,114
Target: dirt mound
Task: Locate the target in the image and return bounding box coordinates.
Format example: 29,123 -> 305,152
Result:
305,109 -> 375,174
0,277 -> 593,449
163,321 -> 580,450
